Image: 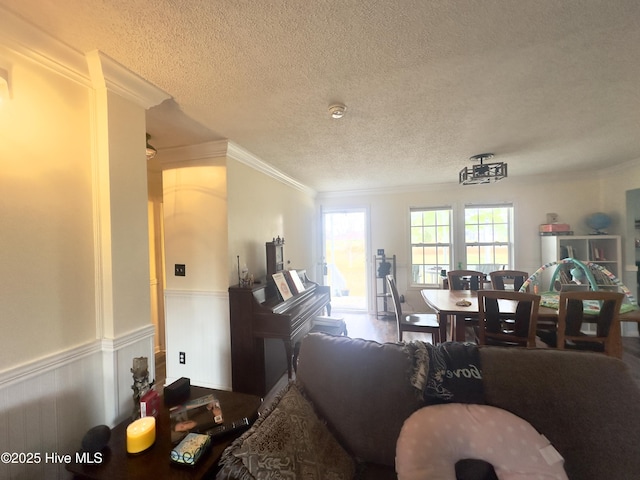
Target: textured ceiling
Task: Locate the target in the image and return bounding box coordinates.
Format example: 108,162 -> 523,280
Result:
2,0 -> 640,193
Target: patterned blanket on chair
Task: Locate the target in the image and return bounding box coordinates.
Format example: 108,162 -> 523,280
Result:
405,341 -> 484,404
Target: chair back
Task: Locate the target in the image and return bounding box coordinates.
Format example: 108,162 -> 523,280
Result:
386,275 -> 403,324
477,290 -> 541,347
556,290 -> 624,357
490,270 -> 528,291
447,270 -> 484,291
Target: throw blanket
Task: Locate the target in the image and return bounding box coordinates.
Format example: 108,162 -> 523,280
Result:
405,341 -> 484,405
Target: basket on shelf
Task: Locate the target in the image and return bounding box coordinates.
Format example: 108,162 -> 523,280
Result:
519,257 -> 638,313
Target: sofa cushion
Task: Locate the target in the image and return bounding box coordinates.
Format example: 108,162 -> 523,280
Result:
296,333 -> 424,467
480,347 -> 640,480
216,381 -> 355,480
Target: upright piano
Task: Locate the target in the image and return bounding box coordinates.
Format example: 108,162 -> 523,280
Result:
228,275 -> 331,396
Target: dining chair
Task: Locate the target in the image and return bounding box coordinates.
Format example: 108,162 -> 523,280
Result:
490,270 -> 529,291
488,269 -> 554,333
477,290 -> 541,348
553,290 -> 625,358
446,270 -> 485,341
447,270 -> 485,291
386,275 -> 442,344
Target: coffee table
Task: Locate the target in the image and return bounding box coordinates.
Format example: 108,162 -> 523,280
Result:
67,386 -> 262,480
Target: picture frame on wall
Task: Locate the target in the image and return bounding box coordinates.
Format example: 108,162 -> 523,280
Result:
272,272 -> 293,300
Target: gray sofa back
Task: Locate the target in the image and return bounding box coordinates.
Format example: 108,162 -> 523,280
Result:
296,333 -> 640,479
481,346 -> 640,480
296,333 -> 421,466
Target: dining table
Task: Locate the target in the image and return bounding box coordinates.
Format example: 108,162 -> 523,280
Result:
421,289 -> 553,342
421,288 -> 640,358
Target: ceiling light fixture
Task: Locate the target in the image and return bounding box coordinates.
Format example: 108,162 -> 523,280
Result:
459,153 -> 507,185
146,133 -> 157,160
329,103 -> 347,119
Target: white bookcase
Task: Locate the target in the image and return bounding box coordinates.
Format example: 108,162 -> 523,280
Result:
539,235 -> 621,289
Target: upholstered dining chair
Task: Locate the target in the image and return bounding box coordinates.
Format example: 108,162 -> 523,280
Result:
477,290 -> 541,348
545,290 -> 625,358
386,275 -> 442,344
490,270 -> 529,292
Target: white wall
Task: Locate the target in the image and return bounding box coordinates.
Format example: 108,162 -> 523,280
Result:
227,158 -> 317,284
162,156 -> 231,389
0,45 -> 95,368
159,146 -> 317,391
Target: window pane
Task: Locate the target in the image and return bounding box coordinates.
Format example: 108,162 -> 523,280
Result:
494,245 -> 509,265
437,225 -> 450,243
494,223 -> 509,242
478,224 -> 494,242
465,224 -> 478,243
411,226 -> 423,244
466,246 -> 480,264
423,226 -> 436,243
478,245 -> 495,263
436,210 -> 449,224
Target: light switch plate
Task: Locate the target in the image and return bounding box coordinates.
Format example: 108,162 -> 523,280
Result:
546,213 -> 558,223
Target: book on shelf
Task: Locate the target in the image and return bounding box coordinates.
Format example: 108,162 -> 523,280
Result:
169,394 -> 223,444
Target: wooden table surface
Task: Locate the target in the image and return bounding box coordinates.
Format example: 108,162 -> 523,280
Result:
67,386 -> 262,480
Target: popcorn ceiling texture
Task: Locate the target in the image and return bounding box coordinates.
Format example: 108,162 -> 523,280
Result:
2,0 -> 639,192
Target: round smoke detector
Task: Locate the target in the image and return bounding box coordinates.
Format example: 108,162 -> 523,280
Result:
329,103 -> 347,119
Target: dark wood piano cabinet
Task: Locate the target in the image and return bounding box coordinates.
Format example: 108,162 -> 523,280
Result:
228,277 -> 330,396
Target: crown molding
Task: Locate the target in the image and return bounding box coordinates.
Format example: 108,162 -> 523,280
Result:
155,139 -> 317,197
226,141 -> 316,197
0,7 -> 170,109
86,50 -> 170,109
155,139 -> 230,169
0,5 -> 90,86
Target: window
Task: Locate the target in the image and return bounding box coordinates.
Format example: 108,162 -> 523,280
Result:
464,204 -> 514,273
410,208 -> 452,285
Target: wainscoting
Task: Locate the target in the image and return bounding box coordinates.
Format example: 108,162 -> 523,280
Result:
164,289 -> 232,390
0,325 -> 155,480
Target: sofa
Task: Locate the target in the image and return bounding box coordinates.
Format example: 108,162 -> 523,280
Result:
217,333 -> 640,479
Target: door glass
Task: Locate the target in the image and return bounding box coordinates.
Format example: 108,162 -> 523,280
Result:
322,210 -> 368,311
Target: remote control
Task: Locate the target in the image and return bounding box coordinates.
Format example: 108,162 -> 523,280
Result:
204,417 -> 251,438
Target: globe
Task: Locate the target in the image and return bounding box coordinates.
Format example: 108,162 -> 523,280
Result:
586,212 -> 612,234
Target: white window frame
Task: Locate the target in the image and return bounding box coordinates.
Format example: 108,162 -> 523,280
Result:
463,203 -> 514,274
410,207 -> 453,287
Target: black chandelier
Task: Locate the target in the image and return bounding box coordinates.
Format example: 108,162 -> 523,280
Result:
459,153 -> 507,185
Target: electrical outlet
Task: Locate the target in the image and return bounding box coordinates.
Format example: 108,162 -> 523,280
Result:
179,352 -> 186,364
175,264 -> 186,276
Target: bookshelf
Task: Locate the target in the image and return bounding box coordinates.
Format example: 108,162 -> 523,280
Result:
540,235 -> 621,289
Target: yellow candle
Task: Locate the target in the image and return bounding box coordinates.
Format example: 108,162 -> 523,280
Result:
126,416 -> 156,454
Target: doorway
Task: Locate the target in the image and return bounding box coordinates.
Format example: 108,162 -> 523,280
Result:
321,208 -> 369,311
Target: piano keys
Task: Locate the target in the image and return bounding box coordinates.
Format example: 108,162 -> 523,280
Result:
228,276 -> 331,396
